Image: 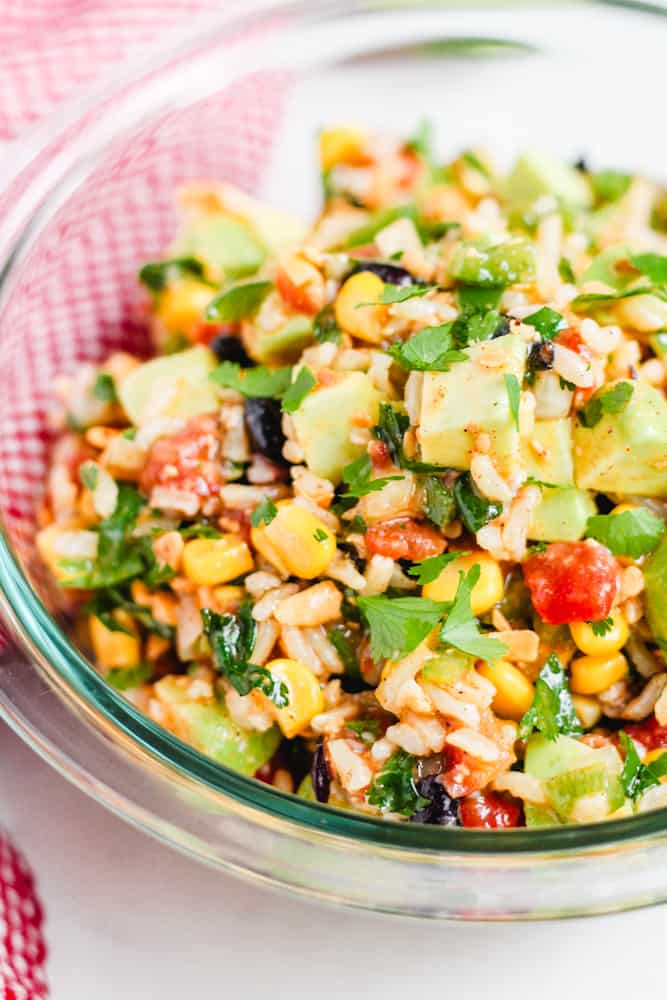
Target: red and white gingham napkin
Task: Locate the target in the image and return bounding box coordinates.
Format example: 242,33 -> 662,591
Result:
0,3 -> 286,996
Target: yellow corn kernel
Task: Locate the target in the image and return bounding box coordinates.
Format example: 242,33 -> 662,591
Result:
644,748 -> 667,782
334,271 -> 387,344
182,535 -> 254,586
251,502 -> 335,579
89,611 -> 141,670
157,278 -> 214,336
476,659 -> 534,722
422,552 -> 503,616
571,693 -> 602,730
570,652 -> 628,695
570,609 -> 629,657
319,127 -> 367,172
266,658 -> 325,738
611,503 -> 638,516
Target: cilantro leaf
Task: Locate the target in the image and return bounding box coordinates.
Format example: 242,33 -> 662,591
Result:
578,381 -> 634,428
453,472 -> 502,533
201,606 -> 289,708
571,286 -> 667,312
251,497 -> 278,528
357,594 -> 448,661
373,403 -> 443,473
522,306 -> 567,341
408,550 -> 470,585
619,731 -> 667,803
421,475 -> 456,530
591,170 -> 632,204
205,280 -> 273,323
457,285 -> 503,314
405,118 -> 435,163
589,616 -> 613,637
461,149 -> 491,179
179,523 -> 222,540
343,204 -> 418,250
558,256 -> 576,283
367,749 -> 429,817
139,256 -> 208,293
346,719 -> 381,744
84,587 -> 175,640
630,252 -> 667,285
327,626 -> 360,678
585,508 -> 665,558
341,453 -> 402,499
92,372 -> 118,403
209,361 -> 292,399
106,663 -> 154,691
314,528 -> 328,542
504,372 -> 521,430
281,366 -> 316,414
370,283 -> 437,305
438,565 -> 508,662
518,653 -> 582,741
312,305 -> 342,344
79,461 -> 99,492
388,323 -> 466,371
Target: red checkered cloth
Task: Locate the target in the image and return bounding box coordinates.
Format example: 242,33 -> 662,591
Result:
0,3 -> 289,997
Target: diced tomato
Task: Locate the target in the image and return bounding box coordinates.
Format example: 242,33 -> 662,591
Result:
625,715 -> 667,751
366,518 -> 445,561
190,321 -> 238,346
522,540 -> 620,625
368,438 -> 392,471
275,267 -> 322,315
255,760 -> 276,784
350,244 -> 379,259
140,413 -> 224,499
556,328 -> 592,361
459,792 -> 523,829
396,150 -> 424,191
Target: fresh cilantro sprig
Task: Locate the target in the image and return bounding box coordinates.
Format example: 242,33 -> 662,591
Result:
388,323 -> 467,372
327,626 -> 360,678
373,403 -> 443,473
251,497 -> 278,528
585,508 -> 665,558
282,366 -> 316,413
84,588 -> 174,639
571,285 -> 667,312
630,252 -> 667,285
518,653 -> 582,741
341,453 -> 402,499
589,616 -> 614,637
619,731 -> 667,803
522,306 -> 567,341
359,283 -> 438,306
201,606 -> 289,708
205,280 -> 273,323
407,550 -> 470,585
558,257 -> 576,283
405,118 -> 435,163
453,472 -> 502,533
106,663 -> 154,691
139,256 -> 208,293
421,475 -> 456,530
438,565 -> 508,662
367,749 -> 429,817
357,594 -> 448,662
209,361 -> 292,399
313,305 -> 342,345
504,372 -> 521,430
92,372 -> 118,403
578,381 -> 634,428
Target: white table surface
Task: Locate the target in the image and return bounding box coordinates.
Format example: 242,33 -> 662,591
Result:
1,719 -> 665,998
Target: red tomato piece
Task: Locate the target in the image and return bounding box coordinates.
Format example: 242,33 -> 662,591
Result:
459,792 -> 523,829
140,413 -> 224,499
625,715 -> 667,751
275,268 -> 322,315
368,439 -> 392,471
522,540 -> 620,625
366,519 -> 446,561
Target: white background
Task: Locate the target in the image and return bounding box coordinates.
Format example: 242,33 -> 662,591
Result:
2,720 -> 665,998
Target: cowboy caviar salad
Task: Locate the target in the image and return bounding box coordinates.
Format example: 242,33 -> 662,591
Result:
38,124 -> 667,829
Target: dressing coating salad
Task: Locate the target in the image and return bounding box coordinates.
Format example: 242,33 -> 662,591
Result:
38,123 -> 667,829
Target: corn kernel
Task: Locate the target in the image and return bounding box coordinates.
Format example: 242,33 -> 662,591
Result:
182,536 -> 254,586
251,502 -> 335,579
571,693 -> 602,730
476,659 -> 534,722
422,551 -> 503,616
319,127 -> 367,172
570,609 -> 629,657
266,658 -> 324,738
157,278 -> 214,336
334,271 -> 387,344
89,611 -> 141,670
611,503 -> 638,516
644,748 -> 667,782
570,652 -> 628,695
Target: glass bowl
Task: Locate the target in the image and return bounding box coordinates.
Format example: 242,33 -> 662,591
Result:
1,0 -> 667,920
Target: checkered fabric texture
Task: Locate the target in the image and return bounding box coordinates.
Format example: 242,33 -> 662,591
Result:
0,3 -> 290,996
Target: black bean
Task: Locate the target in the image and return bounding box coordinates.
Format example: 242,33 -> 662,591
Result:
490,315 -> 511,339
527,340 -> 555,372
573,157 -> 589,173
210,334 -> 253,367
244,397 -> 287,464
311,741 -> 331,803
411,776 -> 460,826
351,261 -> 417,286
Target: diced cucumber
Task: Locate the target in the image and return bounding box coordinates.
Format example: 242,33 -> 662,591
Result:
528,487 -> 597,542
581,244 -> 632,290
253,315 -> 313,364
524,803 -> 561,828
449,236 -> 536,287
644,533 -> 667,649
117,345 -> 219,425
544,764 -> 624,821
522,417 -> 574,486
297,775 -> 316,800
177,216 -> 266,278
503,152 -> 592,214
524,733 -> 622,780
421,650 -> 474,687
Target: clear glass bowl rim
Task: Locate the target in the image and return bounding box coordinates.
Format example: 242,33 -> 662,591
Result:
1,0 -> 667,860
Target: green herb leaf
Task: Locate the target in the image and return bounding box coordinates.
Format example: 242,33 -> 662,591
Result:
589,616 -> 614,637
210,361 -> 292,399
373,403 -> 443,473
282,366 -> 316,414
341,453 -> 402,499
92,372 -> 118,403
346,719 -> 381,744
328,626 -> 360,678
312,305 -> 342,344
79,462 -> 99,492
592,170 -> 632,204
630,252 -> 667,285
504,372 -> 521,430
578,381 -> 634,429
438,565 -> 508,662
453,472 -> 502,533
139,256 -> 207,293
367,749 -> 429,816
59,484 -> 146,589
205,280 -> 273,323
558,257 -> 576,283
251,497 -> 278,528
461,149 -> 490,179
84,588 -> 175,639
201,606 -> 289,708
518,653 -> 582,741
421,475 -> 456,530
619,731 -> 667,803
106,663 -> 154,691
369,283 -> 437,306
406,118 -> 435,163
343,204 -> 418,249
585,508 -> 665,558
571,286 -> 666,312
522,306 -> 567,341
457,285 -> 503,314
179,523 -> 222,540
313,528 -> 328,542
388,323 -> 466,371
357,595 -> 448,662
526,541 -> 547,555
407,550 -> 471,585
